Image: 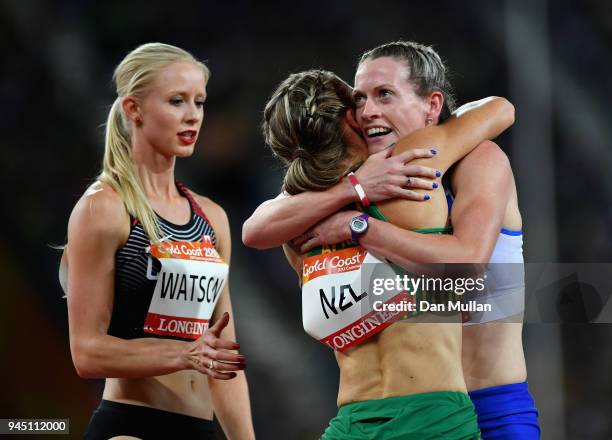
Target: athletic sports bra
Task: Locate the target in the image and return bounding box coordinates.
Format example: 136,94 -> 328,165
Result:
445,184 -> 524,262
445,183 -> 525,324
109,181 -> 221,340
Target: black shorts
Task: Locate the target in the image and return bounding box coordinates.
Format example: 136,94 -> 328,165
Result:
84,400 -> 215,439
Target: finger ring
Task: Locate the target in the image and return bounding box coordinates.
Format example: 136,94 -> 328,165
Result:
208,359 -> 214,369
406,177 -> 411,185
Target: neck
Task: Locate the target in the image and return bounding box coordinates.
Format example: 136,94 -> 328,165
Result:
131,139 -> 178,200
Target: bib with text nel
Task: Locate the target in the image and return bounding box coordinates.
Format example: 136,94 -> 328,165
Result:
301,244 -> 411,352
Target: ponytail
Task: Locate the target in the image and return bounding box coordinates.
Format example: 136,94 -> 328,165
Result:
263,70 -> 355,195
99,99 -> 163,243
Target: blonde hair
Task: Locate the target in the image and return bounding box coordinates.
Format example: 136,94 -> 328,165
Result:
262,70 -> 355,195
99,42 -> 210,243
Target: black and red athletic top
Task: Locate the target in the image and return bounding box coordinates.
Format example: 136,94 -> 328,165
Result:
108,181 -> 218,340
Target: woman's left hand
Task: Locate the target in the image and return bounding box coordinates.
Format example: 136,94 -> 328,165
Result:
291,210 -> 361,254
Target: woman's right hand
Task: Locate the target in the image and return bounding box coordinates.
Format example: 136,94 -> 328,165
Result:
354,146 -> 440,202
184,312 -> 247,380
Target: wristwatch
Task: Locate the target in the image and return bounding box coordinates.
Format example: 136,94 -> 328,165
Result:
349,213 -> 370,244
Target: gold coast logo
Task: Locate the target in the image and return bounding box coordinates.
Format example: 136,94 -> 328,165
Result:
155,241 -> 222,261
303,248 -> 365,281
161,243 -> 205,257
303,257 -> 328,278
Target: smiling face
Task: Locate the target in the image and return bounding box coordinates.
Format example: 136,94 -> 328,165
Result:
136,61 -> 207,158
354,57 -> 430,154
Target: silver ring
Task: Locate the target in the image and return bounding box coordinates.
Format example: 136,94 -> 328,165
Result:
208,359 -> 214,369
406,177 -> 411,186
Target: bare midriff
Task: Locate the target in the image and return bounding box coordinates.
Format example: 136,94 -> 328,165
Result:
334,190 -> 467,407
335,320 -> 465,406
463,321 -> 526,391
103,370 -> 213,420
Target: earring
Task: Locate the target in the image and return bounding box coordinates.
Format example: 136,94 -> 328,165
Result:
135,117 -> 142,126
426,117 -> 433,125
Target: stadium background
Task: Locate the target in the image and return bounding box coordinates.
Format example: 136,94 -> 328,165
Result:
1,0 -> 611,438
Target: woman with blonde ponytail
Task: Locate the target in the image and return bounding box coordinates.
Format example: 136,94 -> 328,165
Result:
61,43 -> 254,439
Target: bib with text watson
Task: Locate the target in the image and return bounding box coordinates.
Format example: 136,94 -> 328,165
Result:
144,237 -> 228,340
301,244 -> 411,352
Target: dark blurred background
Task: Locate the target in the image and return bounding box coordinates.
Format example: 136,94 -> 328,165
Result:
1,0 -> 611,438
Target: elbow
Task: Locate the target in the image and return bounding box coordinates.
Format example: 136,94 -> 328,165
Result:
461,250 -> 490,267
75,366 -> 97,380
452,245 -> 490,266
241,220 -> 269,250
241,222 -> 259,249
497,97 -> 515,127
71,341 -> 102,379
72,353 -> 95,379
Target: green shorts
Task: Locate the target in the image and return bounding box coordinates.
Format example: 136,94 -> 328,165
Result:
321,391 -> 480,440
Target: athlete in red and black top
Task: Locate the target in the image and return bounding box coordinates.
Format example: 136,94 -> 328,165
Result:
61,43 -> 254,439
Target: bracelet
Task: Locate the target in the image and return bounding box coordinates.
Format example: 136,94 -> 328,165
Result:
347,172 -> 370,207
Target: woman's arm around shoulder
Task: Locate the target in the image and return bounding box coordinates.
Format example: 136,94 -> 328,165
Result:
392,96 -> 515,174
363,141 -> 512,265
242,147 -> 439,249
242,184 -> 356,250
298,141 -> 512,266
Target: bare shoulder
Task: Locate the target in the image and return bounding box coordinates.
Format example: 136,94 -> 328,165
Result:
190,191 -> 230,233
190,191 -> 232,260
68,181 -> 130,243
459,140 -> 510,169
452,141 -> 512,191
454,141 -> 511,174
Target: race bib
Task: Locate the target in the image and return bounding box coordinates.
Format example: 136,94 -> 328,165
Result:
302,245 -> 411,352
144,237 -> 228,340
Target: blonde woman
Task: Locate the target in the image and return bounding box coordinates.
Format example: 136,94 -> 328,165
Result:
60,43 -> 254,439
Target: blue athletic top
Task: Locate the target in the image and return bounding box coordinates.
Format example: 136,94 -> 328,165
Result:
445,184 -> 525,324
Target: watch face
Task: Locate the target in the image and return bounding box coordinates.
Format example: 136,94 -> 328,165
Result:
351,217 -> 368,234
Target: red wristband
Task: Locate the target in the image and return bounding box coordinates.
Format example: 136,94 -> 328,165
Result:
347,172 -> 370,207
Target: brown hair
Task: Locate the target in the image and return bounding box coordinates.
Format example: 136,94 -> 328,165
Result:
262,70 -> 356,195
359,40 -> 455,121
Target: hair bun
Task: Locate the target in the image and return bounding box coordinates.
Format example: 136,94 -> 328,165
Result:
291,148 -> 311,161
